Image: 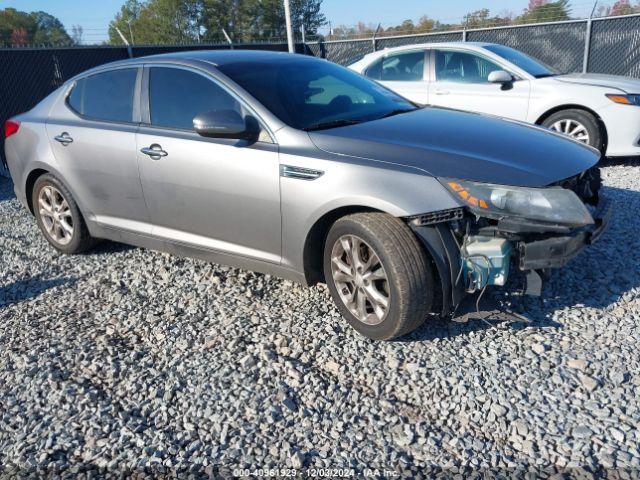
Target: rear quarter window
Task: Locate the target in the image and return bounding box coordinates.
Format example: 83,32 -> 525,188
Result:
67,68 -> 137,123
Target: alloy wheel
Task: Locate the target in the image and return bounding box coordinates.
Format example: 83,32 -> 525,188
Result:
549,119 -> 590,144
330,234 -> 390,325
38,185 -> 74,245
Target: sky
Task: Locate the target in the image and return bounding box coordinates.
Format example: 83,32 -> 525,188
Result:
0,0 -> 599,43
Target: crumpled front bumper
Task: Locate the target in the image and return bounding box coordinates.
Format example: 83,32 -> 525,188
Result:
518,195 -> 612,271
409,194 -> 612,313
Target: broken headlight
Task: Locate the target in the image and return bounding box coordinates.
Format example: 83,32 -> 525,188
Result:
441,178 -> 594,227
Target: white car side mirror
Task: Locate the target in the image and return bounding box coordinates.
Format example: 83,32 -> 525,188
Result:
488,70 -> 513,84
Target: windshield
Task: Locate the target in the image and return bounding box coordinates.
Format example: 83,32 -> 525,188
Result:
483,44 -> 559,78
217,57 -> 417,131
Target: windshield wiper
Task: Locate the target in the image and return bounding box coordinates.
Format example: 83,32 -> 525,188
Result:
376,107 -> 418,120
535,73 -> 560,78
303,119 -> 362,131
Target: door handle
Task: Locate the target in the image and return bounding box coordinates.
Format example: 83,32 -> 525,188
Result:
54,132 -> 73,146
434,89 -> 450,95
140,144 -> 168,159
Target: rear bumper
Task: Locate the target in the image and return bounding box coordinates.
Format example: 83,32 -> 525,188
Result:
3,140 -> 29,210
518,196 -> 612,270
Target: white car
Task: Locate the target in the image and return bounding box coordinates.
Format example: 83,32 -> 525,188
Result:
349,42 -> 640,157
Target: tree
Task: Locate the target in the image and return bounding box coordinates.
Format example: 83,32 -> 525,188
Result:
199,0 -> 253,42
415,15 -> 435,33
384,19 -> 415,35
224,0 -> 326,41
517,0 -> 570,24
528,0 -> 547,10
109,0 -> 200,44
0,7 -> 71,46
71,25 -> 84,45
608,0 -> 640,16
462,8 -> 512,28
109,0 -> 326,45
292,0 -> 326,36
30,11 -> 71,44
10,27 -> 29,46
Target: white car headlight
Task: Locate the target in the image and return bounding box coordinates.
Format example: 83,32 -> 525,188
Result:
606,93 -> 640,106
441,178 -> 594,227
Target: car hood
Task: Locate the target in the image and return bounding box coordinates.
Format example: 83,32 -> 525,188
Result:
552,73 -> 640,93
308,107 -> 599,187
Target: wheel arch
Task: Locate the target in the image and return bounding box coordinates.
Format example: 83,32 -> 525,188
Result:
535,104 -> 608,150
303,205 -> 383,285
25,168 -> 50,215
302,206 -> 455,318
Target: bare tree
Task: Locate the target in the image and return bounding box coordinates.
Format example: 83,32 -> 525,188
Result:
71,24 -> 83,45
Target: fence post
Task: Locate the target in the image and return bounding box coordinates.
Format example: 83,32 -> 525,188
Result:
222,28 -> 234,50
462,28 -> 467,42
284,0 -> 295,53
319,37 -> 326,59
583,1 -> 598,73
372,23 -> 381,52
114,27 -> 133,58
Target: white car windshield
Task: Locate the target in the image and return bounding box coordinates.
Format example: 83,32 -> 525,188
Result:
484,44 -> 560,78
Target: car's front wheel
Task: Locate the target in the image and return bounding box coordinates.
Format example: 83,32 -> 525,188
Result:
542,109 -> 604,152
32,174 -> 95,254
323,212 -> 434,340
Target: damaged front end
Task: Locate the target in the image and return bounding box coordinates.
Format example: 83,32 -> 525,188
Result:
408,167 -> 611,315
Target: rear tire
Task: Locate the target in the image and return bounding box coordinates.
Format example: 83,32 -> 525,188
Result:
323,212 -> 434,340
542,109 -> 604,153
32,174 -> 95,254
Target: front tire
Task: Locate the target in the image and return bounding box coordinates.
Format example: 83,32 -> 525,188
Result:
32,174 -> 95,254
323,212 -> 434,340
542,109 -> 604,152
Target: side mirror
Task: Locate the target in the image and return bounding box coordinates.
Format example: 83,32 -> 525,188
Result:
488,70 -> 513,84
193,110 -> 251,139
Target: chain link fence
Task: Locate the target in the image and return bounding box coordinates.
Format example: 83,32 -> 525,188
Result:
589,15 -> 640,77
466,21 -> 587,74
0,42 -> 300,173
306,38 -> 373,66
3,14 -> 640,174
308,13 -> 640,76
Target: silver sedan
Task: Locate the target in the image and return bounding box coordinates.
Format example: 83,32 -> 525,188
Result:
4,50 -> 609,340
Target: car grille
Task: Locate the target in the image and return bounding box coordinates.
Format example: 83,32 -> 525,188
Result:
408,208 -> 465,226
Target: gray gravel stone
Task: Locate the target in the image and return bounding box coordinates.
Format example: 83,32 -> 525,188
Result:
567,358 -> 588,371
531,343 -> 547,355
580,375 -> 599,392
1,162 -> 640,473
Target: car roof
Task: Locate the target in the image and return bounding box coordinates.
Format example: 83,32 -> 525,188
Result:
347,42 -> 503,67
70,49 -> 321,80
366,41 -> 494,55
138,48 -> 310,65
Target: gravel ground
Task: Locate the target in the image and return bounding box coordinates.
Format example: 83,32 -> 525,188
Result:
1,162 -> 639,477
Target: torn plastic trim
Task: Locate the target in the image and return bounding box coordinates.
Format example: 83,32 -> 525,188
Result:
518,195 -> 611,271
409,223 -> 465,316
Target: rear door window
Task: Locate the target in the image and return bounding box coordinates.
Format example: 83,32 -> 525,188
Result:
366,51 -> 425,81
68,68 -> 137,122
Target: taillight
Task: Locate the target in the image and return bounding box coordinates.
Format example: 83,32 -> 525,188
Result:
4,119 -> 20,139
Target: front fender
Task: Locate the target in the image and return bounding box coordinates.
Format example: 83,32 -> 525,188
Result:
527,82 -> 613,125
279,149 -> 460,273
